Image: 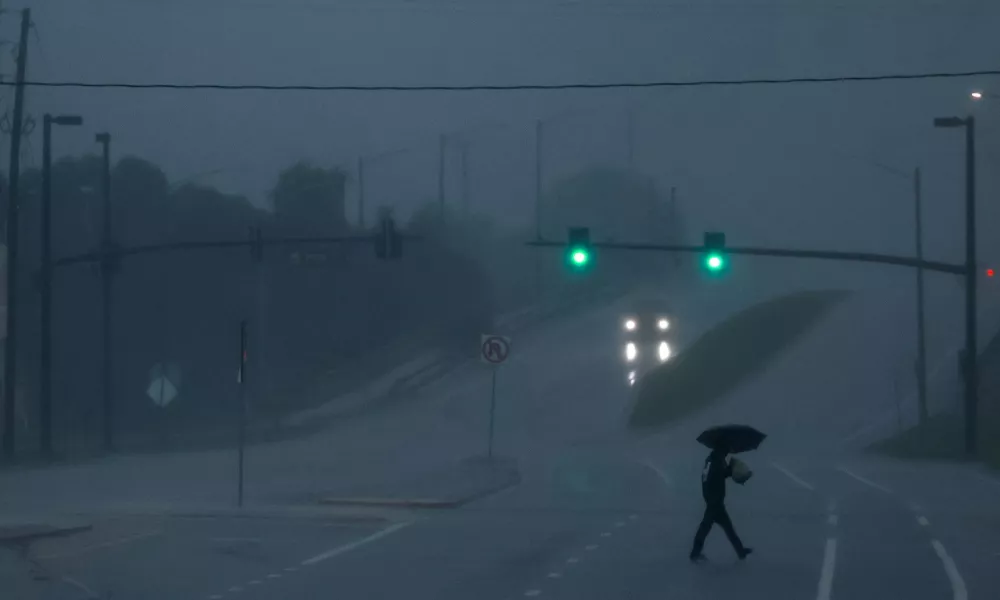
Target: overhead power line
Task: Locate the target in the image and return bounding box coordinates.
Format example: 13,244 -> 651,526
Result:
4,68 -> 999,93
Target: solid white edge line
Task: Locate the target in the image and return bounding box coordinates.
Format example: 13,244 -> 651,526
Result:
771,462 -> 816,491
301,521 -> 411,566
931,540 -> 969,600
816,538 -> 837,600
836,466 -> 892,494
641,459 -> 673,488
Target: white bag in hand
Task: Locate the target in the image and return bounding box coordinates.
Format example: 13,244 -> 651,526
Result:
730,457 -> 753,485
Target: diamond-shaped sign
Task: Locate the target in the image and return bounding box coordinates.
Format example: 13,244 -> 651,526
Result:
147,376 -> 177,408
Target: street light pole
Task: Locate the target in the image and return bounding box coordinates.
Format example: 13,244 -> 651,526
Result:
40,114 -> 83,458
95,132 -> 115,452
934,115 -> 978,456
914,167 -> 928,424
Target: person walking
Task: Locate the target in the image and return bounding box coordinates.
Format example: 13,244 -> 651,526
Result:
690,445 -> 753,562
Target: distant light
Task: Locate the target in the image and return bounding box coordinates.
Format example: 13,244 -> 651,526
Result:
657,318 -> 669,331
972,91 -> 985,100
624,319 -> 637,331
625,342 -> 637,362
706,253 -> 725,271
658,341 -> 672,362
988,268 -> 995,278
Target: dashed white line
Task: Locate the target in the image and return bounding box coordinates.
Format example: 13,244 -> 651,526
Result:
283,567 -> 298,572
247,580 -> 261,586
547,572 -> 562,579
816,538 -> 837,600
629,514 -> 638,520
600,532 -> 611,537
931,540 -> 968,600
772,462 -> 815,491
209,596 -> 223,600
566,557 -> 580,564
524,589 -> 541,597
917,515 -> 930,527
585,544 -> 599,551
827,514 -> 838,526
301,521 -> 411,566
266,573 -> 281,579
615,521 -> 625,527
227,586 -> 242,593
837,466 -> 892,493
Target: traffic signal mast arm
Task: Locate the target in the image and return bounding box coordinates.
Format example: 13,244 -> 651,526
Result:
528,238 -> 965,276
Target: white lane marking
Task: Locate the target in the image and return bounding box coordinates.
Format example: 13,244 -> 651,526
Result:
771,462 -> 815,491
816,538 -> 837,600
301,521 -> 411,566
629,514 -> 638,520
247,581 -> 261,586
283,567 -> 298,572
566,557 -> 580,564
917,516 -> 930,527
266,573 -> 280,579
36,530 -> 162,560
209,596 -> 224,600
837,467 -> 892,494
585,544 -> 599,551
524,590 -> 541,597
931,540 -> 968,600
642,459 -> 673,488
600,532 -> 611,537
547,572 -> 562,579
227,586 -> 242,593
827,514 -> 838,526
615,521 -> 625,527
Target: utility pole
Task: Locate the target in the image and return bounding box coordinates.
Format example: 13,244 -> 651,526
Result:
438,134 -> 446,221
913,167 -> 928,424
534,120 -> 543,240
461,141 -> 469,217
40,115 -> 53,458
96,132 -> 115,452
963,117 -> 978,456
3,9 -> 30,459
626,109 -> 635,171
357,156 -> 365,229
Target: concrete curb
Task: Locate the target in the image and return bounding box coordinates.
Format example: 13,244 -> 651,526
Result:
0,522 -> 92,544
319,462 -> 522,510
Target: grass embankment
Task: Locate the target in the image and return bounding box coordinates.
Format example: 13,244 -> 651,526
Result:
869,411 -> 1000,469
627,289 -> 850,431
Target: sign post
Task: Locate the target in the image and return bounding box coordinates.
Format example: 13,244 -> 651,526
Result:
237,320 -> 248,508
480,334 -> 511,459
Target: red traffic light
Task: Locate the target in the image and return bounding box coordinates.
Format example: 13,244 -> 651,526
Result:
987,268 -> 995,278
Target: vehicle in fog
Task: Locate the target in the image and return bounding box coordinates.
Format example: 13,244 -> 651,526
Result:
620,297 -> 674,387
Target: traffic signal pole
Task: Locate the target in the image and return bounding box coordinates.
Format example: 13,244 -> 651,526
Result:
527,239 -> 966,276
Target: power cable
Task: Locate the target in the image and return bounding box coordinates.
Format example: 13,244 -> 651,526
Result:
3,68 -> 998,92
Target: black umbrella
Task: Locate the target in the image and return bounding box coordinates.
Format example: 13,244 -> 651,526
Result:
697,424 -> 767,453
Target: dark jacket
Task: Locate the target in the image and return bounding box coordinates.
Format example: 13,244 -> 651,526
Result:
701,450 -> 732,504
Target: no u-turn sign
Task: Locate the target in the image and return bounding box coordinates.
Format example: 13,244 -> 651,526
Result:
480,334 -> 511,366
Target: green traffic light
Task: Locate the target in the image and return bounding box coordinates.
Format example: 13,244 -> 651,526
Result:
572,250 -> 589,265
705,253 -> 725,271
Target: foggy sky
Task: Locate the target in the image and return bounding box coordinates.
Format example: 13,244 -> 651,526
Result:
13,0 -> 1000,267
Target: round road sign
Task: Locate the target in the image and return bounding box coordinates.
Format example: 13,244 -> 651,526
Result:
481,335 -> 511,365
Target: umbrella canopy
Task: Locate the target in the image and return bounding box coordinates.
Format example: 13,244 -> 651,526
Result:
697,424 -> 767,454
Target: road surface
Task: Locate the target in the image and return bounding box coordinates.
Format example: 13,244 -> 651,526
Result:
3,266 -> 999,599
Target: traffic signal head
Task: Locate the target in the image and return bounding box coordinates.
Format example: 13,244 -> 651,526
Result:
703,231 -> 727,274
566,227 -> 592,270
375,215 -> 402,260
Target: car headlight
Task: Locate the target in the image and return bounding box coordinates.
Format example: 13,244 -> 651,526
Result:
625,342 -> 637,362
657,318 -> 669,331
627,370 -> 637,386
624,318 -> 637,332
658,341 -> 672,362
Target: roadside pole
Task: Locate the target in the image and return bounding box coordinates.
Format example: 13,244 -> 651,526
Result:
480,334 -> 511,460
237,319 -> 248,508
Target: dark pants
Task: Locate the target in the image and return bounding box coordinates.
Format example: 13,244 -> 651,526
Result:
690,502 -> 745,556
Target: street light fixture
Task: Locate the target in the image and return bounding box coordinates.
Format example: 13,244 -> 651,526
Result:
40,113 -> 84,458
933,114 -> 978,456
